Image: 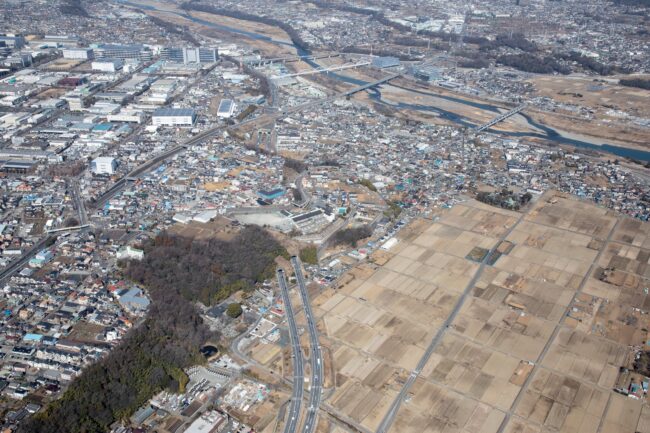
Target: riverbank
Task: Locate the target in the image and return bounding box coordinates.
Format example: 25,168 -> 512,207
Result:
121,0 -> 650,162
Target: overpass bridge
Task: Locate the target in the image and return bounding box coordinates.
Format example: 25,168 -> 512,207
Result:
284,73 -> 402,115
343,73 -> 402,97
475,103 -> 526,132
245,53 -> 340,66
271,62 -> 370,79
47,224 -> 91,234
243,73 -> 403,130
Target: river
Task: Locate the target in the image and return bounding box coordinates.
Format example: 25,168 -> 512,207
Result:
120,0 -> 650,162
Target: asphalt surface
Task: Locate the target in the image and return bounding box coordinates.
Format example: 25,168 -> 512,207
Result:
71,180 -> 88,226
278,268 -> 304,433
291,257 -> 323,433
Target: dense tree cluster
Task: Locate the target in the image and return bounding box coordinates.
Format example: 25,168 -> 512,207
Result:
59,0 -> 88,17
476,189 -> 532,211
358,178 -> 377,192
633,351 -> 650,376
316,159 -> 341,167
242,64 -> 271,99
19,284 -> 211,433
557,51 -> 614,75
496,53 -> 570,74
458,56 -> 491,69
340,46 -> 418,61
417,30 -> 488,46
620,78 -> 650,90
372,13 -> 412,33
226,303 -> 243,318
292,188 -> 303,202
47,161 -> 86,178
611,0 -> 650,5
127,226 -> 288,305
331,226 -> 372,248
284,158 -> 307,173
63,217 -> 80,227
149,15 -> 200,46
481,33 -> 537,52
392,37 -> 439,48
20,226 -> 286,432
180,3 -> 311,52
299,245 -> 318,265
236,104 -> 258,122
384,201 -> 402,220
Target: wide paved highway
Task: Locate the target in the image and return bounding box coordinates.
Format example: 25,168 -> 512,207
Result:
291,257 -> 323,433
278,268 -> 305,433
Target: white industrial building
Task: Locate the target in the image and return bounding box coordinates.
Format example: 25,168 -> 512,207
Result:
151,108 -> 196,126
91,157 -> 117,175
116,246 -> 144,261
91,59 -> 124,72
107,110 -> 144,123
61,48 -> 94,60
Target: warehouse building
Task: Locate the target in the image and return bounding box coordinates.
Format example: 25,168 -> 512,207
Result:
0,34 -> 26,49
91,59 -> 124,72
372,56 -> 400,68
412,65 -> 443,82
217,99 -> 235,119
62,48 -> 94,60
161,47 -> 218,64
257,188 -> 285,202
0,160 -> 36,174
94,44 -> 152,61
291,209 -> 334,234
91,156 -> 117,175
107,109 -> 144,123
151,108 -> 196,126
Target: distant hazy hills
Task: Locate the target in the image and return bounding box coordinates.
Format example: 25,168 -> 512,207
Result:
611,0 -> 650,6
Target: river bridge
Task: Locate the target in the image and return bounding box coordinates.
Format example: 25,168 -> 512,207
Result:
475,103 -> 526,132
